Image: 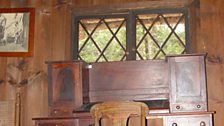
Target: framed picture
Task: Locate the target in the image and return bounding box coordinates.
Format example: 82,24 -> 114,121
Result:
0,8 -> 35,57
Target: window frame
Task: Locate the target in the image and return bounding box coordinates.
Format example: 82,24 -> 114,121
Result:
72,7 -> 191,62
133,8 -> 190,60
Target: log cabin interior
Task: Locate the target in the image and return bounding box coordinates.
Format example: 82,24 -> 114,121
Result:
0,0 -> 223,126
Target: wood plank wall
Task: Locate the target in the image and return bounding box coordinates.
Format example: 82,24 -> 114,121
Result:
0,0 -> 223,126
199,0 -> 224,126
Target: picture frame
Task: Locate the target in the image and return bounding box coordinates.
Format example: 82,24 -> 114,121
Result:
0,8 -> 35,57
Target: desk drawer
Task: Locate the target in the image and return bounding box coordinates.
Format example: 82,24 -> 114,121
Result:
164,114 -> 213,126
34,117 -> 93,126
36,120 -> 75,126
49,107 -> 73,116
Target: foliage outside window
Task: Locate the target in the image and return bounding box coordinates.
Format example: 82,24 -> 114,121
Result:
73,9 -> 188,63
78,18 -> 127,62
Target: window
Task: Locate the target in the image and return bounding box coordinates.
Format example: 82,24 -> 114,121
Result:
72,8 -> 189,63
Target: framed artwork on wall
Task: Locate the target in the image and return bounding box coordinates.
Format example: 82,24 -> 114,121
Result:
0,8 -> 35,57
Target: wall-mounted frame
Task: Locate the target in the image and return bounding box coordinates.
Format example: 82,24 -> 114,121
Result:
0,8 -> 35,57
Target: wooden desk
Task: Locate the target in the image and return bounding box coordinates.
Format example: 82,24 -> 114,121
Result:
33,54 -> 214,126
33,111 -> 214,126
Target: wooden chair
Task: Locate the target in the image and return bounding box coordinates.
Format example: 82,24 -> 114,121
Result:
90,101 -> 149,126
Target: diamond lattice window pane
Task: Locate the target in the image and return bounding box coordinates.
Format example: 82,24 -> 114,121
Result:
98,57 -> 107,62
115,24 -> 126,49
137,35 -> 159,60
164,13 -> 184,28
75,11 -> 187,62
92,21 -> 112,49
150,22 -> 171,47
156,51 -> 166,59
80,19 -> 101,33
163,34 -> 185,55
79,39 -> 100,62
175,22 -> 186,45
136,25 -> 145,44
136,12 -> 186,60
104,18 -> 125,33
104,39 -> 126,61
78,17 -> 126,62
78,25 -> 88,47
165,13 -> 186,48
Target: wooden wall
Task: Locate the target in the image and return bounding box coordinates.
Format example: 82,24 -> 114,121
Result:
0,0 -> 223,126
0,0 -> 70,126
199,0 -> 224,126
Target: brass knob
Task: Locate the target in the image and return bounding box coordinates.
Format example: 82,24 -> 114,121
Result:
197,104 -> 201,108
172,123 -> 178,126
54,110 -> 58,114
176,105 -> 180,109
200,121 -> 206,126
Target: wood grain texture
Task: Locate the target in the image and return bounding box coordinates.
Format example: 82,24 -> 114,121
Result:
0,0 -> 223,126
0,58 -> 7,100
199,1 -> 224,126
88,60 -> 169,102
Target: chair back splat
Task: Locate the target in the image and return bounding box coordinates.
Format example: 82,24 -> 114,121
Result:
90,101 -> 149,126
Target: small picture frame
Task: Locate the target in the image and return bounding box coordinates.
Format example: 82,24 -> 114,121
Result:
0,8 -> 35,57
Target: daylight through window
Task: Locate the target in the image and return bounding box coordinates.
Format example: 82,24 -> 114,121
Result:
73,9 -> 188,63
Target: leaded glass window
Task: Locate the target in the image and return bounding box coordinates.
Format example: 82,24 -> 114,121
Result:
72,9 -> 188,63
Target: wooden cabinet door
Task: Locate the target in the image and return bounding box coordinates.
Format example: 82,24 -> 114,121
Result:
168,54 -> 207,112
46,61 -> 87,116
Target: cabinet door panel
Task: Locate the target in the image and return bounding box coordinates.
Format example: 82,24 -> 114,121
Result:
168,55 -> 207,112
46,61 -> 87,116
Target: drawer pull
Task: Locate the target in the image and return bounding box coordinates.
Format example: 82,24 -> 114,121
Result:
172,123 -> 178,126
176,105 -> 180,110
54,110 -> 58,114
200,121 -> 206,126
197,104 -> 201,109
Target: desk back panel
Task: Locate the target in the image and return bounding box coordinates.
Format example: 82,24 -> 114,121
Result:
88,60 -> 169,102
